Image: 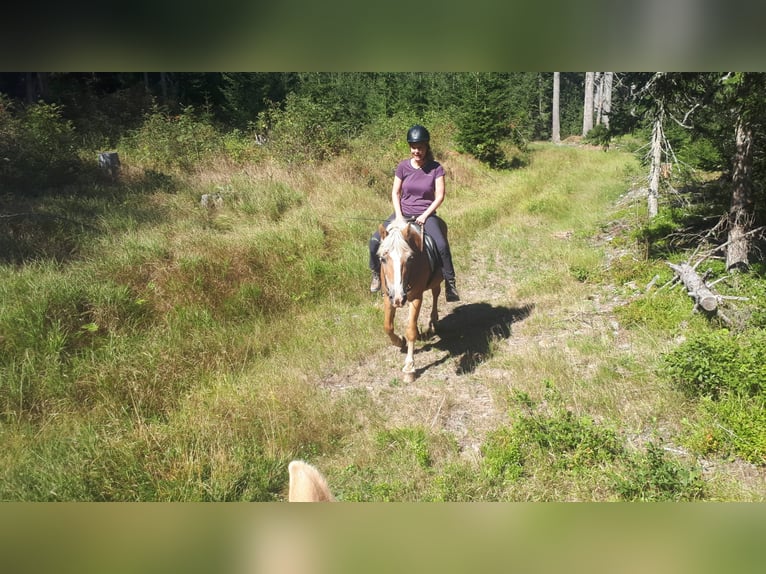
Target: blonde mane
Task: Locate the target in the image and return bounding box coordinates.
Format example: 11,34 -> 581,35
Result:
377,221 -> 414,259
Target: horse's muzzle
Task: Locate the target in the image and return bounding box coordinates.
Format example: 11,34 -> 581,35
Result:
389,288 -> 407,307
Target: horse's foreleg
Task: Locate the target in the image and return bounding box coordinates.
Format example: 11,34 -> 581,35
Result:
403,299 -> 422,382
427,284 -> 441,335
383,300 -> 404,348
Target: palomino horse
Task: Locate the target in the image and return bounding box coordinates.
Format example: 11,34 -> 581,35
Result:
377,218 -> 444,383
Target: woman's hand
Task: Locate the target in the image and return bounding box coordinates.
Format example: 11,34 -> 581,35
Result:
415,214 -> 428,226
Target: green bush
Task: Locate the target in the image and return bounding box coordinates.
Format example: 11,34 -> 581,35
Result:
684,395 -> 766,465
663,328 -> 766,464
584,124 -> 611,149
481,427 -> 524,483
513,409 -> 623,471
614,442 -> 705,501
220,127 -> 266,165
0,96 -> 80,189
662,329 -> 766,399
676,134 -> 723,172
0,94 -> 21,180
261,93 -> 348,164
121,105 -> 222,171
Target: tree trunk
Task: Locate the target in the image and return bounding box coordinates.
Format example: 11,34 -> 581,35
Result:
582,72 -> 595,136
667,262 -> 719,312
648,112 -> 663,218
552,72 -> 561,144
25,72 -> 36,103
594,73 -> 603,126
160,72 -> 169,103
726,117 -> 754,271
37,73 -> 50,100
600,72 -> 613,129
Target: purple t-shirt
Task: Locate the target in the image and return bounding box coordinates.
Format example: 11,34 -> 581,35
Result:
395,159 -> 445,216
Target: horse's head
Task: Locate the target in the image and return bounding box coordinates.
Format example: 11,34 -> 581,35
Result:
377,220 -> 423,307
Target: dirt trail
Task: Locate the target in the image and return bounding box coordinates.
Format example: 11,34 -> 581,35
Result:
320,185 -> 766,498
320,248 -> 535,460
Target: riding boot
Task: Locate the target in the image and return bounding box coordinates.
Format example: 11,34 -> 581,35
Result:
370,271 -> 381,293
445,278 -> 460,302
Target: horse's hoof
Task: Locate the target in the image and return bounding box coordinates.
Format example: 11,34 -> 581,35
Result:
403,371 -> 416,384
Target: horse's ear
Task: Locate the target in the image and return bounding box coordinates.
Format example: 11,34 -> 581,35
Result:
379,224 -> 388,240
288,460 -> 335,502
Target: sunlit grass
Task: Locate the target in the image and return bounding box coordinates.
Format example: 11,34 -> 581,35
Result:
2,136 -> 762,501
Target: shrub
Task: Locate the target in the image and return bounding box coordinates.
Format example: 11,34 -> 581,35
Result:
220,127 -> 266,165
481,428 -> 524,483
513,409 -> 623,471
584,124 -> 611,149
260,93 -> 348,164
683,395 -> 766,465
662,329 -> 766,400
614,442 -> 705,501
121,104 -> 222,171
663,328 -> 766,464
0,96 -> 80,189
676,134 -> 723,172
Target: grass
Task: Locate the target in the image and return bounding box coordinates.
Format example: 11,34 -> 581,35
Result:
1,132 -> 764,501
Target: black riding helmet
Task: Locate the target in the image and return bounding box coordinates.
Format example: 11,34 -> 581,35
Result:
407,124 -> 430,143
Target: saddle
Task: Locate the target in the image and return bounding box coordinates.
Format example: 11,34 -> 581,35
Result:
423,231 -> 442,273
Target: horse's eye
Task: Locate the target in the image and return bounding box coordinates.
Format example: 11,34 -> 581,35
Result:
379,257 -> 387,264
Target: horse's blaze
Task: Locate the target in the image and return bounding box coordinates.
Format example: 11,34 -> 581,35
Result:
390,251 -> 407,307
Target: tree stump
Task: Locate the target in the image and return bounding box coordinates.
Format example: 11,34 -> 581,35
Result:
98,152 -> 121,178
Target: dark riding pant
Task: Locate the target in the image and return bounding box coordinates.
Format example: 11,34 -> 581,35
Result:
368,213 -> 456,281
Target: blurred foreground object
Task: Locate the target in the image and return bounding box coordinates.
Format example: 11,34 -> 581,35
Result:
288,460 -> 335,502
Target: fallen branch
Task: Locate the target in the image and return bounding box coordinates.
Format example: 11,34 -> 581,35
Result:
645,274 -> 660,292
667,261 -> 719,312
688,224 -> 766,267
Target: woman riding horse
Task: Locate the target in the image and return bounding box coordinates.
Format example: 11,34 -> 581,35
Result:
368,125 -> 460,302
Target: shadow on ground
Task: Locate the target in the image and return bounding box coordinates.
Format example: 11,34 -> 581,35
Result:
417,301 -> 535,376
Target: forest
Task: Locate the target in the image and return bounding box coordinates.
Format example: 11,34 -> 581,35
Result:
4,72 -> 766,277
1,72 -> 765,506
